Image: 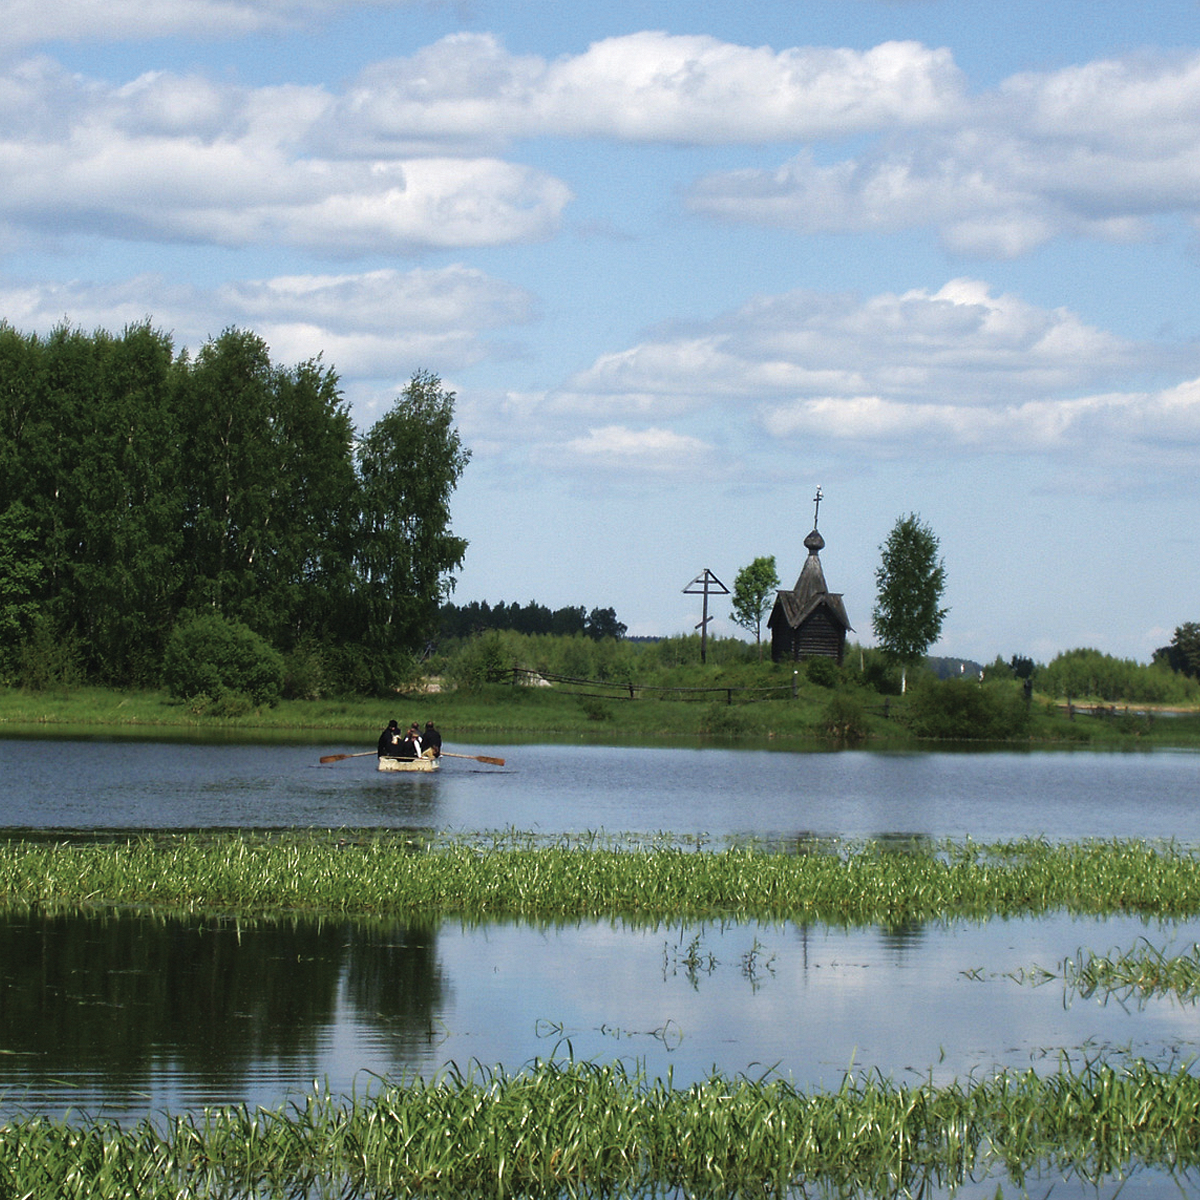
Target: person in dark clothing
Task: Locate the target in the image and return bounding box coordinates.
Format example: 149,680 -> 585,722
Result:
397,723 -> 422,760
422,721 -> 442,758
377,719 -> 401,758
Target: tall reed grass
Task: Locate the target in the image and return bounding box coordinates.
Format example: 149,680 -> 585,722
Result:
1,832 -> 1200,924
2,1056 -> 1198,1198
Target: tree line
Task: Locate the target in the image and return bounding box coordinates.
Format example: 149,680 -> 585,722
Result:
438,600 -> 627,642
0,322 -> 469,696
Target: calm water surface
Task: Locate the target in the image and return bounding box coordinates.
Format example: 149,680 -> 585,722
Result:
1,736 -> 1199,1196
1,736 -> 1198,841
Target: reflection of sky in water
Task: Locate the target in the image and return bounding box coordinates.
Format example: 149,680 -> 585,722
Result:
424,914 -> 1200,1093
6,911 -> 1199,1124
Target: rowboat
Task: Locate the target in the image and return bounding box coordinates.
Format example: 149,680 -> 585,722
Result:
377,755 -> 440,773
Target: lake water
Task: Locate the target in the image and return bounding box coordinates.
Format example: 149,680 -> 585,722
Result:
1,736 -> 1199,1196
2,735 -> 1198,842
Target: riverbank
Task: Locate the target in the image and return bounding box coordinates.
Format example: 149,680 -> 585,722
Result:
3,682 -> 1200,747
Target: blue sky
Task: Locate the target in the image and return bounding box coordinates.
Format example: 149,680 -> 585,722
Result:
4,0 -> 1199,664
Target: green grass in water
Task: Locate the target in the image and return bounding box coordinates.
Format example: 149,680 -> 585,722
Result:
2,1056 -> 1199,1198
2,832 -> 1200,924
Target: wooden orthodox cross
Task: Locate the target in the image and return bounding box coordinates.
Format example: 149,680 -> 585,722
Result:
682,568 -> 729,664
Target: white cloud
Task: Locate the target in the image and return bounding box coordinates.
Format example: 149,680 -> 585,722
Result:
10,35 -> 1200,258
687,48 -> 1200,256
0,0 -> 417,49
761,380 -> 1200,456
500,279 -> 1200,476
557,280 -> 1143,412
0,58 -> 571,253
560,424 -> 714,472
0,265 -> 534,381
324,32 -> 964,155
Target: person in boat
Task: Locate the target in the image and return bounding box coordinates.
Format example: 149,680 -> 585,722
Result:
377,719 -> 401,758
421,721 -> 442,759
397,723 -> 423,760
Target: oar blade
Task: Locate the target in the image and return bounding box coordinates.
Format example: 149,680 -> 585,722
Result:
476,755 -> 506,766
319,754 -> 350,764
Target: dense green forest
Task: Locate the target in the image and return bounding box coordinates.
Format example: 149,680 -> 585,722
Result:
438,599 -> 627,640
0,322 -> 469,696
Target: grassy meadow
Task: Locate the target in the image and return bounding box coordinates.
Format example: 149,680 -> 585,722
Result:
2,674 -> 1200,749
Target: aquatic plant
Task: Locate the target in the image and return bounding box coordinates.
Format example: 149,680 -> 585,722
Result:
1059,939 -> 1200,1004
2,832 -> 1200,925
1,1056 -> 1198,1198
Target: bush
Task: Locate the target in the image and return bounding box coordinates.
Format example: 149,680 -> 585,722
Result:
805,656 -> 840,689
906,678 -> 1030,741
446,632 -> 513,690
821,692 -> 870,741
281,637 -> 329,701
163,612 -> 284,707
15,614 -> 82,693
1039,647 -> 1200,705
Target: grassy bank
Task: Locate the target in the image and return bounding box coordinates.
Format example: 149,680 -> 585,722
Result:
4,833 -> 1200,924
4,681 -> 1200,748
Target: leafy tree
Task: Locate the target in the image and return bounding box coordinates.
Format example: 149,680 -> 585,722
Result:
345,371 -> 471,691
730,555 -> 780,657
585,606 -> 627,641
163,611 -> 284,707
872,514 -> 948,693
1010,655 -> 1035,680
0,501 -> 43,679
1155,622 -> 1200,679
177,328 -> 281,618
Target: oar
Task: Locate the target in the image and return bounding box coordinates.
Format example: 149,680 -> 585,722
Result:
320,749 -> 506,766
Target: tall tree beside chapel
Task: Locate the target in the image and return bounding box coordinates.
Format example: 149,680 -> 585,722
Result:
872,514 -> 948,693
731,555 -> 780,656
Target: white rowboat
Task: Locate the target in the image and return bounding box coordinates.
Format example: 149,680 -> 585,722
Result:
377,755 -> 440,773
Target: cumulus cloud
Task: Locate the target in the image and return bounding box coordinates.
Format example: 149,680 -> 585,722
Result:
0,58 -> 571,253
687,49 -> 1200,256
323,32 -> 963,154
523,279 -> 1200,470
0,265 -> 534,380
8,33 -> 1200,257
561,280 -> 1144,411
560,425 -> 714,472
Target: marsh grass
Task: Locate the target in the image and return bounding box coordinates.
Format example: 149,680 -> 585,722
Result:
2,1056 -> 1199,1198
1056,939 -> 1200,1004
3,832 -> 1200,924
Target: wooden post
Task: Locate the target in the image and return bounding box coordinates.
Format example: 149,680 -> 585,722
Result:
682,568 -> 730,665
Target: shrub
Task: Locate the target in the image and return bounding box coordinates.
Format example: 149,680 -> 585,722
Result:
822,692 -> 870,741
805,656 -> 840,689
15,614 -> 83,692
446,632 -> 513,690
906,678 -> 1030,741
163,612 -> 284,707
282,637 -> 329,701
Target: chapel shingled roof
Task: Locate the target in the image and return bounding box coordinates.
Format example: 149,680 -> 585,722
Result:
770,527 -> 852,633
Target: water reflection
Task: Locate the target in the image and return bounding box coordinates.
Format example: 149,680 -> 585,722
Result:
4,907 -> 1200,1123
0,911 -> 444,1116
